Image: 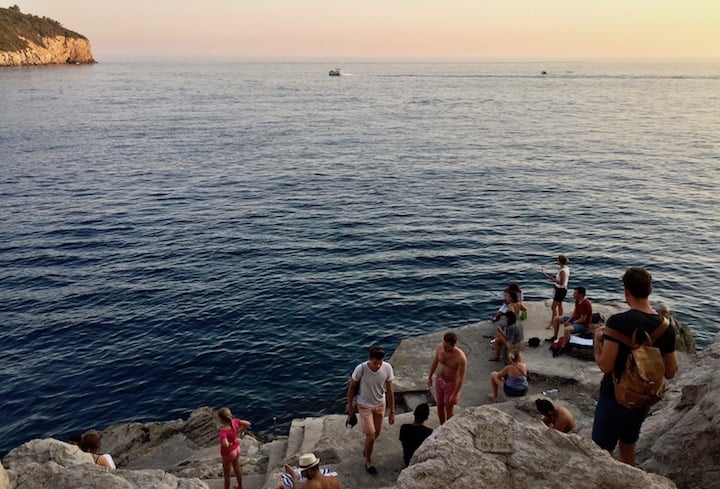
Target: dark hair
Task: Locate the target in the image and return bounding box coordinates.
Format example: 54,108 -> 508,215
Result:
79,432 -> 101,453
623,267 -> 652,299
575,286 -> 586,296
558,254 -> 568,265
508,290 -> 519,303
508,283 -> 521,293
369,345 -> 385,360
535,399 -> 554,414
503,311 -> 517,325
414,403 -> 430,423
443,332 -> 457,345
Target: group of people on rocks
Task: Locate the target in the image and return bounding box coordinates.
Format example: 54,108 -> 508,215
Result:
77,258 -> 676,489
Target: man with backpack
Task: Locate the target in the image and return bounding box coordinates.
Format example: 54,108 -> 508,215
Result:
592,267 -> 678,466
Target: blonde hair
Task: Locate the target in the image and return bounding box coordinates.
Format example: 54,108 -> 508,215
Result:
217,407 -> 233,425
508,350 -> 523,363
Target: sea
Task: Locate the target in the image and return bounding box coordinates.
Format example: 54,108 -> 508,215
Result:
1,60 -> 719,457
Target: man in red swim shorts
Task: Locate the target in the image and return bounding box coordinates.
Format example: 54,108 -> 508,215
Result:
427,332 -> 467,424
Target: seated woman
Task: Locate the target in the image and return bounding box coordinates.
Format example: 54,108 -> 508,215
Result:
489,311 -> 524,361
489,350 -> 528,401
79,432 -> 116,470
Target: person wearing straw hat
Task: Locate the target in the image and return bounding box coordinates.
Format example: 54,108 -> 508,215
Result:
280,453 -> 340,489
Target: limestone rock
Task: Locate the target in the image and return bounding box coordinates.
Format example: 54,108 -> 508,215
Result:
2,438 -> 208,489
394,406 -> 676,489
0,461 -> 9,489
637,332 -> 720,489
0,36 -> 95,66
668,313 -> 696,355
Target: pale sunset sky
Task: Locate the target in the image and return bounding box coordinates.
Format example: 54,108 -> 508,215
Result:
10,0 -> 720,60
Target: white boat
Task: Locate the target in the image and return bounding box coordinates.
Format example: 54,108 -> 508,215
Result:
328,68 -> 343,76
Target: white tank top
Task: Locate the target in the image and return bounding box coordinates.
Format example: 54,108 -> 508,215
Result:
556,266 -> 569,288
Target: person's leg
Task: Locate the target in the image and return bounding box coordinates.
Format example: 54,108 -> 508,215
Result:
445,403 -> 455,421
618,441 -> 637,466
490,333 -> 502,360
551,315 -> 565,338
222,459 -> 232,489
489,371 -> 502,401
358,404 -> 376,467
231,456 -> 243,489
435,379 -> 447,424
592,396 -> 618,455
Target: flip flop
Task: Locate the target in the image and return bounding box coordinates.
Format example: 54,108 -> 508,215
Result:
365,465 -> 378,475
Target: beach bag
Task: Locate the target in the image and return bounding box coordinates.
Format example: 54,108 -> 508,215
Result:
604,319 -> 670,408
549,336 -> 566,357
519,310 -> 528,321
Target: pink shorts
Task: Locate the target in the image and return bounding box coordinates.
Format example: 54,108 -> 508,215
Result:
357,403 -> 385,435
435,377 -> 458,406
221,445 -> 240,461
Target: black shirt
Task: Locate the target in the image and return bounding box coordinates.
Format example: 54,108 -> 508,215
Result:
599,309 -> 676,399
399,423 -> 433,467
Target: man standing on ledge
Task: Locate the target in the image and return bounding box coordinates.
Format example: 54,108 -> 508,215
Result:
346,345 -> 395,476
427,332 -> 468,424
592,267 -> 677,465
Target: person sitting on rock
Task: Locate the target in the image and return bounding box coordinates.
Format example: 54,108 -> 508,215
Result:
535,398 -> 576,433
399,403 -> 433,467
79,431 -> 116,470
279,452 -> 340,489
489,350 -> 528,401
489,311 -> 523,361
547,286 -> 592,348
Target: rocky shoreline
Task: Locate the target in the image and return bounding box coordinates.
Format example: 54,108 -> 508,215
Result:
2,301 -> 717,489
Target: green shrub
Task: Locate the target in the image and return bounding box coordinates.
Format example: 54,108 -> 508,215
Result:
0,5 -> 86,52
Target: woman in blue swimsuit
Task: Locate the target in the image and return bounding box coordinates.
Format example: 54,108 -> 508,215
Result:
489,350 -> 528,401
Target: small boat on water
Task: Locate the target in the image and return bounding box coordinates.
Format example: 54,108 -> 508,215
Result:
328,68 -> 343,76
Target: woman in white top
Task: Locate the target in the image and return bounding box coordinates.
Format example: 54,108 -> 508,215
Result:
79,432 -> 116,470
543,254 -> 569,328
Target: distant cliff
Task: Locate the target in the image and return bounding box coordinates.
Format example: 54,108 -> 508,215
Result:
0,5 -> 95,66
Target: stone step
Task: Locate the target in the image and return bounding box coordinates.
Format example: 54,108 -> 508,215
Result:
204,473 -> 265,489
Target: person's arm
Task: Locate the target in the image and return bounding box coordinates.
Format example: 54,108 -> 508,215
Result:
594,326 -> 618,374
346,378 -> 359,416
96,454 -> 113,469
238,419 -> 251,432
663,352 -> 679,379
554,269 -> 566,286
427,346 -> 439,387
386,380 -> 395,425
451,352 -> 467,404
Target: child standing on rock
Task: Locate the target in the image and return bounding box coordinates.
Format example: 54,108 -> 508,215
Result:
217,407 -> 252,489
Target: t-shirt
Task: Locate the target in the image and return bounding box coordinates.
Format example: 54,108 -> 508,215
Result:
352,361 -> 394,408
219,418 -> 241,458
399,423 -> 433,466
571,298 -> 593,327
599,310 -> 676,400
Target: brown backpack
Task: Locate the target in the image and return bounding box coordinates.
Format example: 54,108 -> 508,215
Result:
604,318 -> 670,409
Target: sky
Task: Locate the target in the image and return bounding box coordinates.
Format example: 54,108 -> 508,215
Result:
9,0 -> 720,61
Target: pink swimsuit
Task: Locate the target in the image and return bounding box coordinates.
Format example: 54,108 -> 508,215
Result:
219,418 -> 241,461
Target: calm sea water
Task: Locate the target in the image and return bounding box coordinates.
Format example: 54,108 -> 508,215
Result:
1,61 -> 719,456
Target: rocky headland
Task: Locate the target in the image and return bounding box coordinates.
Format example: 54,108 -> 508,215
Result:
0,6 -> 95,67
2,301 -> 717,489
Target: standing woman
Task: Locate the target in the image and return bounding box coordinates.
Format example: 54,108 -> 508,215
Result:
217,407 -> 251,489
543,254 -> 569,328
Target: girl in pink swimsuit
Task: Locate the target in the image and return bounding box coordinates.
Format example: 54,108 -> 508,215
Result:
217,407 -> 252,489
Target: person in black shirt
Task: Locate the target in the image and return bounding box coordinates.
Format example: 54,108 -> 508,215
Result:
399,403 -> 433,467
592,267 -> 678,466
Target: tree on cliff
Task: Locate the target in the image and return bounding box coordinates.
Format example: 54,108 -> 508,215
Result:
0,5 -> 86,52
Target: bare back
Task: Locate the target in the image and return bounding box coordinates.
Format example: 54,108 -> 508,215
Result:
304,473 -> 340,489
435,343 -> 467,382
